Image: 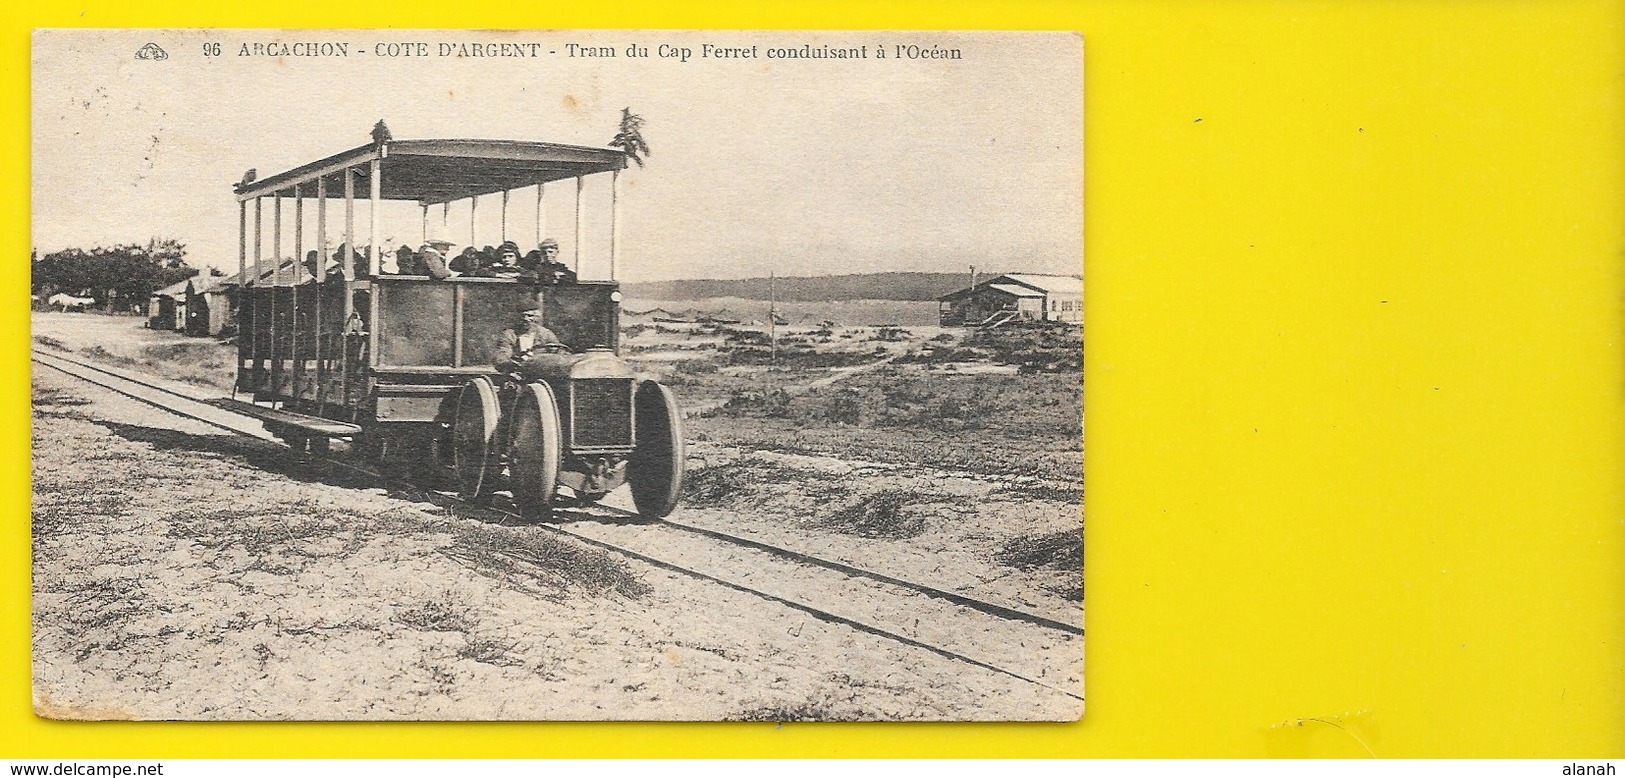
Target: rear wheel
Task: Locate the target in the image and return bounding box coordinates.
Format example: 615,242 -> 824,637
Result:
509,382 -> 562,518
629,382 -> 686,518
452,377 -> 501,500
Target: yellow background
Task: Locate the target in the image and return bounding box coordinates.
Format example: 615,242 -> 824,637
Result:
5,0 -> 1623,759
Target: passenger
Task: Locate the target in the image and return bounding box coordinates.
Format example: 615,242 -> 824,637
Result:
450,246 -> 481,274
395,244 -> 421,275
477,241 -> 527,279
492,300 -> 566,375
520,248 -> 544,273
536,238 -> 576,285
328,244 -> 351,278
304,249 -> 322,279
417,243 -> 453,280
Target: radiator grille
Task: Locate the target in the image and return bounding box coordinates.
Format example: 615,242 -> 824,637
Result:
571,379 -> 633,448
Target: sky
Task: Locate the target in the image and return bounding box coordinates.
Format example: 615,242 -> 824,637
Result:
33,30 -> 1082,283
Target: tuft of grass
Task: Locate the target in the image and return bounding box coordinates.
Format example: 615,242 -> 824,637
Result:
458,635 -> 522,666
996,528 -> 1083,600
135,342 -> 236,389
396,597 -> 477,633
446,521 -> 652,600
996,528 -> 1082,570
413,657 -> 461,697
33,335 -> 70,351
165,499 -> 374,558
994,482 -> 1083,505
813,489 -> 926,540
682,460 -> 842,510
31,384 -> 91,409
75,341 -> 236,391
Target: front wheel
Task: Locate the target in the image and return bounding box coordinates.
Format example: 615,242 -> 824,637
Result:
629,382 -> 686,518
509,382 -> 563,518
452,377 -> 501,500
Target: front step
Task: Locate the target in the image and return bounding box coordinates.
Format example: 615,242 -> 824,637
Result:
209,398 -> 362,437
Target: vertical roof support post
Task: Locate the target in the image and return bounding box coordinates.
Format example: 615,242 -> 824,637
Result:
293,183 -> 303,393
610,169 -> 621,281
535,182 -> 545,248
343,167 -> 356,324
500,189 -> 509,241
253,198 -> 263,285
368,157 -> 382,370
573,175 -> 584,273
314,176 -> 327,407
421,204 -> 428,244
316,178 -> 327,283
237,201 -> 247,292
442,201 -> 449,233
273,193 -> 283,289
237,201 -> 247,380
470,194 -> 479,248
272,192 -> 283,401
252,197 -> 263,388
368,158 -> 382,277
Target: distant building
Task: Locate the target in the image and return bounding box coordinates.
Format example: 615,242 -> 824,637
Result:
936,273 -> 1082,326
185,274 -> 233,337
190,257 -> 317,336
147,278 -> 192,331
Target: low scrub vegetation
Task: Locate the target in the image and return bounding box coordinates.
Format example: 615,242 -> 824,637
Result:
698,367 -> 1080,477
79,341 -> 237,391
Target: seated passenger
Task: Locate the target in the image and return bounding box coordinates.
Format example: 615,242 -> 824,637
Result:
450,246 -> 481,274
328,244 -> 352,278
476,241 -> 528,279
417,243 -> 453,280
395,244 -> 421,275
536,238 -> 576,285
520,248 -> 544,273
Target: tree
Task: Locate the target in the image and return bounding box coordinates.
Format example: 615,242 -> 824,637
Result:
32,238 -> 198,309
609,107 -> 651,167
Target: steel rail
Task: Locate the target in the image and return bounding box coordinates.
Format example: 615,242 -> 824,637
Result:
32,347 -> 1083,703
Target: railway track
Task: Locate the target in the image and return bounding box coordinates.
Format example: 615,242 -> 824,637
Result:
32,347 -> 1083,703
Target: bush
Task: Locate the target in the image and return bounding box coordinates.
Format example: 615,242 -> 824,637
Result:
824,387 -> 864,425
814,490 -> 925,539
722,328 -> 772,347
711,389 -> 792,419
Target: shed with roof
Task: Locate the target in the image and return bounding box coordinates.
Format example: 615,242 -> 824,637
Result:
148,277 -> 193,331
936,273 -> 1082,326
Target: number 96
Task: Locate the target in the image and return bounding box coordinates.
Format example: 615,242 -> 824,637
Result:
203,42 -> 221,57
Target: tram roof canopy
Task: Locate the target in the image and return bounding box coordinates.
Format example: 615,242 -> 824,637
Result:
234,139 -> 628,205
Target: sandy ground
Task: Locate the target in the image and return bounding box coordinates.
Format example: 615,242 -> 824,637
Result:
31,312 -> 1083,721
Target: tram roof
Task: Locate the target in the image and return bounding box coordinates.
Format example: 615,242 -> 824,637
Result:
234,139 -> 628,205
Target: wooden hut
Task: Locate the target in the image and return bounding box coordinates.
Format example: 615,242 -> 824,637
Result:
147,278 -> 191,331
936,273 -> 1083,327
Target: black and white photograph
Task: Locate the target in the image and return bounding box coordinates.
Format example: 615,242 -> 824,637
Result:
30,29 -> 1083,721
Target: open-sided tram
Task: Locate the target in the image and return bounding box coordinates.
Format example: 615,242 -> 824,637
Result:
226,128 -> 684,518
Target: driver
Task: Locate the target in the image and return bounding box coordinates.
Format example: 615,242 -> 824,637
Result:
492,300 -> 567,375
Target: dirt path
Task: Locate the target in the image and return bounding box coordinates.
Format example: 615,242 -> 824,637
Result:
31,365 -> 1080,721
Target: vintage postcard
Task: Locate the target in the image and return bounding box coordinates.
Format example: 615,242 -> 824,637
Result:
30,28 -> 1083,721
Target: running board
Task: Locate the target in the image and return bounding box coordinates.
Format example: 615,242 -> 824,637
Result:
209,398 -> 362,438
